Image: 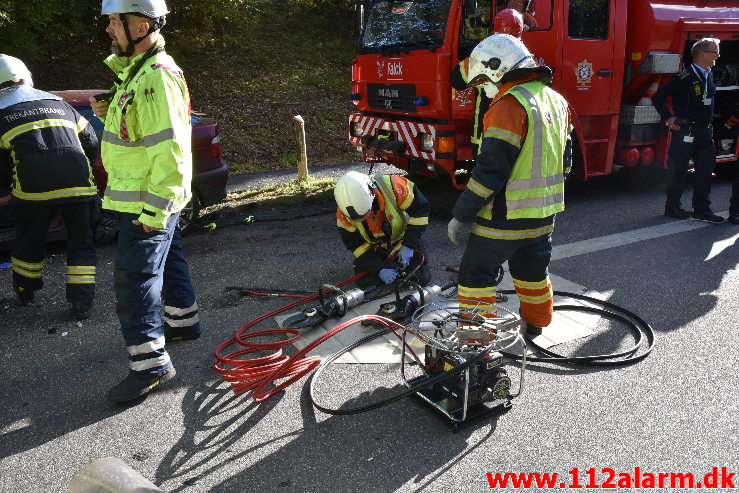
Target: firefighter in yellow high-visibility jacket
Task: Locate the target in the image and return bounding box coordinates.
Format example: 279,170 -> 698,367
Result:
90,0 -> 199,405
335,171 -> 431,288
447,34 -> 573,337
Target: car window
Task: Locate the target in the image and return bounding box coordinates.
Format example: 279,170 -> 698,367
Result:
76,107 -> 104,141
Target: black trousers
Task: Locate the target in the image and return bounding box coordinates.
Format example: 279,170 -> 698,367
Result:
665,126 -> 716,213
11,200 -> 97,304
730,165 -> 739,217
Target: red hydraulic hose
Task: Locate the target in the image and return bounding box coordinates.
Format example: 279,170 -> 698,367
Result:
213,272 -> 366,397
251,314 -> 408,402
214,252 -> 426,401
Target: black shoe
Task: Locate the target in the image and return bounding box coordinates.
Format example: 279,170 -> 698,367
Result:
728,214 -> 739,225
525,323 -> 543,336
692,211 -> 724,223
664,206 -> 691,219
69,301 -> 92,320
108,366 -> 176,405
408,264 -> 431,287
164,326 -> 201,343
16,288 -> 34,306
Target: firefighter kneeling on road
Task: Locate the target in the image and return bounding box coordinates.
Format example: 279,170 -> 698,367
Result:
0,55 -> 99,319
447,34 -> 572,336
334,171 -> 431,289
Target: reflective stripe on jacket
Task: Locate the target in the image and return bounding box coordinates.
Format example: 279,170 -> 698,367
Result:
100,38 -> 192,229
501,81 -> 569,218
453,75 -> 570,224
336,175 -> 430,273
0,92 -> 98,203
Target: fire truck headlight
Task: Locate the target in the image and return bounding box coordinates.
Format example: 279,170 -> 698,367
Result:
351,122 -> 364,137
420,133 -> 434,152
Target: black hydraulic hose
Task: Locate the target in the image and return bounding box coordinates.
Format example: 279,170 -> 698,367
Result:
497,289 -> 655,365
309,290 -> 654,415
308,326 -> 500,416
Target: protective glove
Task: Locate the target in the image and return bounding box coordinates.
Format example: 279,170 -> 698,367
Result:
398,245 -> 415,268
447,217 -> 466,246
378,268 -> 399,285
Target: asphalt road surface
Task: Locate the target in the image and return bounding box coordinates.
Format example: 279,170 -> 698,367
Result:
1,164 -> 738,492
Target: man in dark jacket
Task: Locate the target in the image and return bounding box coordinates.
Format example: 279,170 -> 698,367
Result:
652,38 -> 722,223
0,55 -> 99,318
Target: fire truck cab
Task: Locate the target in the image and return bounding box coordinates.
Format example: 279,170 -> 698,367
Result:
349,0 -> 739,189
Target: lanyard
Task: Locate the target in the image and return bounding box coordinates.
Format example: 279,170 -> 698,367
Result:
690,64 -> 709,101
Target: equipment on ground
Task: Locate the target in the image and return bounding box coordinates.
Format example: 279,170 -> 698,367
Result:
349,0 -> 739,189
215,269 -> 655,430
401,298 -> 524,429
282,284 -> 377,328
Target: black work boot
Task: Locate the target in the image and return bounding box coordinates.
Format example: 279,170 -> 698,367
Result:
164,323 -> 201,343
108,366 -> 177,405
664,205 -> 691,219
409,264 -> 432,287
692,210 -> 724,223
525,323 -> 543,337
68,300 -> 92,320
164,325 -> 200,343
15,287 -> 34,306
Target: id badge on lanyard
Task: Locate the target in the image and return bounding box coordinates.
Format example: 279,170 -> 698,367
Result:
691,65 -> 711,105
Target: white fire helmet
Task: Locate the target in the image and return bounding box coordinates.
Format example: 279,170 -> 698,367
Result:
101,0 -> 169,17
334,171 -> 376,220
0,55 -> 33,87
466,33 -> 536,98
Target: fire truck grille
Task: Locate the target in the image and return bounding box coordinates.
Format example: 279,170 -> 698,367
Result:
367,84 -> 417,113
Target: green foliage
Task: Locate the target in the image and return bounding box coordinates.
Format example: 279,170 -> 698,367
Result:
280,153 -> 298,167
0,0 -> 100,58
7,0 -> 361,174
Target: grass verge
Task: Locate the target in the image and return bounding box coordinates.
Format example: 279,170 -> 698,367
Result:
202,177 -> 337,217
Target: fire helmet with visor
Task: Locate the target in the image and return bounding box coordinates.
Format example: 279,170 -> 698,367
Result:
334,171 -> 377,220
466,33 -> 536,98
0,55 -> 33,87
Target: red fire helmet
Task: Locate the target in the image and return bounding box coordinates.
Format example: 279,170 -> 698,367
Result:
494,8 -> 525,38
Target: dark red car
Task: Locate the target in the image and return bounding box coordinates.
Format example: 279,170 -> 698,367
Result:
0,89 -> 228,250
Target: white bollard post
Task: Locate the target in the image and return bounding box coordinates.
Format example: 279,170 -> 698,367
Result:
292,115 -> 309,182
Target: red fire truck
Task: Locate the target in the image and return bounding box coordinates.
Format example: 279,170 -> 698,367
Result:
348,0 -> 739,189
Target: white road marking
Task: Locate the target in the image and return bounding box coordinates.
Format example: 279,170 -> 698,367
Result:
552,211 -> 730,261
282,213 -> 734,363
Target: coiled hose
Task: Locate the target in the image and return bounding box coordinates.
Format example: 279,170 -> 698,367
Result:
214,277 -> 654,413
